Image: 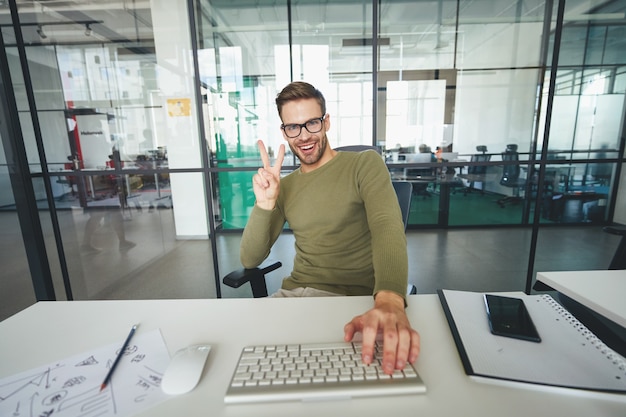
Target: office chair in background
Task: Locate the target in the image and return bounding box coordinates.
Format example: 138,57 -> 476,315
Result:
409,146 -> 435,199
497,144 -> 527,207
222,145 -> 417,297
459,145 -> 491,195
584,145 -> 612,186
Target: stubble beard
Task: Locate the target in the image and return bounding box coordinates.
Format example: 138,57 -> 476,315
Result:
290,134 -> 328,167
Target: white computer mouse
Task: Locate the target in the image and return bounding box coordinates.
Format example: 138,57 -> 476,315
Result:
161,344 -> 211,395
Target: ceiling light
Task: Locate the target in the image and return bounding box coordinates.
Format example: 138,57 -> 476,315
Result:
84,24 -> 92,36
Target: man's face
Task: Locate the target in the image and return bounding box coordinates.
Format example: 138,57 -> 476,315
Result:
280,98 -> 331,172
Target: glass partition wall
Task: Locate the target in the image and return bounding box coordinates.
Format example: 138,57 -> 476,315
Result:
0,0 -> 624,315
195,0 -> 375,229
532,0 -> 626,289
196,0 -> 625,231
1,0 -> 217,307
0,109 -> 37,320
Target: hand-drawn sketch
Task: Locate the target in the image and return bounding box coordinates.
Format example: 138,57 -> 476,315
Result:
0,328 -> 170,417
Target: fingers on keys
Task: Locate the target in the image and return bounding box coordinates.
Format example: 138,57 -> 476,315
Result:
345,315 -> 419,375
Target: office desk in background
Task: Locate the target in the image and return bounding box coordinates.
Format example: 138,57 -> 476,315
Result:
391,163 -> 466,225
1,295 -> 624,417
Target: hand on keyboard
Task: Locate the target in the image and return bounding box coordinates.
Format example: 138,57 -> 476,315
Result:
344,290 -> 420,375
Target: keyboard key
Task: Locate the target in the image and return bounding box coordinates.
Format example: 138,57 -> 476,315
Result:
300,342 -> 354,351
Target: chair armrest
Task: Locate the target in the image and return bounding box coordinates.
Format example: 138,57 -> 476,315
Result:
222,259 -> 282,297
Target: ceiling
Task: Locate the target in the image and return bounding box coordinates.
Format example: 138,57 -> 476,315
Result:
0,0 -> 623,70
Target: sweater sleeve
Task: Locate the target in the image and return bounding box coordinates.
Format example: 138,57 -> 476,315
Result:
358,152 -> 409,300
240,204 -> 286,268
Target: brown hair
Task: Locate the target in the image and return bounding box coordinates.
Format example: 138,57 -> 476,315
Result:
275,81 -> 326,119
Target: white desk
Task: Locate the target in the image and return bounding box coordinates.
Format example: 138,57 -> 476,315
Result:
537,270 -> 626,327
1,295 -> 624,416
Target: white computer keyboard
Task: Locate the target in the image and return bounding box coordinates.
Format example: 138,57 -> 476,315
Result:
224,341 -> 426,404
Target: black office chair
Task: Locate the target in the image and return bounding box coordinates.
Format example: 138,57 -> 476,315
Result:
584,147 -> 613,186
223,146 -> 416,297
406,164 -> 434,199
334,144 -> 382,153
459,145 -> 491,195
497,144 -> 526,207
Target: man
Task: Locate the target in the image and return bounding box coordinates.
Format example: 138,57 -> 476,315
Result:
240,81 -> 420,375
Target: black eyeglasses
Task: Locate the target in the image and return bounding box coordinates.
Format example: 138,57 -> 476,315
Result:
281,115 -> 326,138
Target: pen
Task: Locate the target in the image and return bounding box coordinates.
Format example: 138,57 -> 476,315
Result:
100,324 -> 138,391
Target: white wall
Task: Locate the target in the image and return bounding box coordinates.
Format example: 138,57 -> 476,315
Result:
150,0 -> 209,238
453,69 -> 537,156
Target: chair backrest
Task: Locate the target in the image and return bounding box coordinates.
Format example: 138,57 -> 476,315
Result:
392,181 -> 412,230
468,153 -> 491,175
335,145 -> 411,229
500,149 -> 521,185
335,145 -> 382,154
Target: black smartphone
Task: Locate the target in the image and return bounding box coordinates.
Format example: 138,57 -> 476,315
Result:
483,294 -> 541,342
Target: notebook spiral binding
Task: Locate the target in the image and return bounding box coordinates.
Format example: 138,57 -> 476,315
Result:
541,295 -> 626,374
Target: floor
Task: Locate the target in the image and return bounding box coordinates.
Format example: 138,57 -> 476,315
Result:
1,200 -> 621,323
218,226 -> 620,297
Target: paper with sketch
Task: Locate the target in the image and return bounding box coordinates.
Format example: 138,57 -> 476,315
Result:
0,328 -> 171,417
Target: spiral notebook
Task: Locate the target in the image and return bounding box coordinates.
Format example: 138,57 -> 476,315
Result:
438,289 -> 626,394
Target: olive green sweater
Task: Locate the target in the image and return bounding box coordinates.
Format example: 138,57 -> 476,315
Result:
240,150 -> 408,299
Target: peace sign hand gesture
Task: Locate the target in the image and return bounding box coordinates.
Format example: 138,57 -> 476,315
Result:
252,140 -> 285,211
